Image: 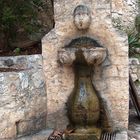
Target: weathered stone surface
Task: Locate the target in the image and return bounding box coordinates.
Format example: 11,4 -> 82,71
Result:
128,130 -> 140,140
17,129 -> 53,140
112,0 -> 138,30
0,55 -> 47,139
115,131 -> 128,140
0,55 -> 43,70
17,113 -> 46,137
130,58 -> 140,65
129,58 -> 140,94
42,0 -> 129,131
32,71 -> 45,88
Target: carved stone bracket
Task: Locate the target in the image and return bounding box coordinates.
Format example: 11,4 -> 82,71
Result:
83,48 -> 107,65
58,48 -> 76,66
58,47 -> 107,66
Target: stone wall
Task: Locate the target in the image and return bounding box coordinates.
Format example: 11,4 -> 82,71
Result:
0,55 -> 46,139
0,0 -> 138,139
112,0 -> 139,30
42,0 -> 129,131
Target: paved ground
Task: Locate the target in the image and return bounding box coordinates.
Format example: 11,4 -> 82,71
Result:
17,101 -> 140,140
128,105 -> 140,140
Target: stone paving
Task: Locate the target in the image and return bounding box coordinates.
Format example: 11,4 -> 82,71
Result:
128,105 -> 140,140
129,58 -> 140,140
17,107 -> 140,140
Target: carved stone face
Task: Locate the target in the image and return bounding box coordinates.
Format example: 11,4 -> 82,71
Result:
73,5 -> 91,30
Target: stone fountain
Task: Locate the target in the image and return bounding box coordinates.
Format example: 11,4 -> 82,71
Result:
42,0 -> 129,140
58,36 -> 107,140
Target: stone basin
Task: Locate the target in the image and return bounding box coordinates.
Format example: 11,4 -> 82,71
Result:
58,47 -> 107,66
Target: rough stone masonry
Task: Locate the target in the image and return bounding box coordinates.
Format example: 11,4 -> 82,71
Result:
0,55 -> 47,139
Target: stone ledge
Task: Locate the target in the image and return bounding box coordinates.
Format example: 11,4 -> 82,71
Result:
0,54 -> 42,71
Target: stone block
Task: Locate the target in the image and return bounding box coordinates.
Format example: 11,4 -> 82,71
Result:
116,131 -> 128,140
129,58 -> 140,65
0,125 -> 16,139
131,74 -> 138,82
117,65 -> 128,78
103,65 -> 119,78
16,113 -> 46,137
32,70 -> 45,88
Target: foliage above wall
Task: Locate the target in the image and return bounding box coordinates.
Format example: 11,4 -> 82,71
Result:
0,0 -> 54,54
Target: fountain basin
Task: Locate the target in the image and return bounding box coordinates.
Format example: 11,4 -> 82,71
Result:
58,47 -> 107,66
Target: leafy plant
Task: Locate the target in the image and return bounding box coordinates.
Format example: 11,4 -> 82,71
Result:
13,47 -> 21,55
127,14 -> 140,58
128,31 -> 140,48
128,30 -> 140,57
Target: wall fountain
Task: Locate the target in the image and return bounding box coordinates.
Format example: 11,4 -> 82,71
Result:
58,36 -> 107,140
42,0 -> 129,140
